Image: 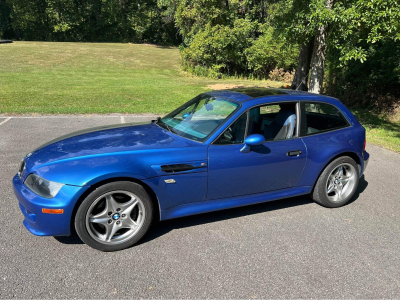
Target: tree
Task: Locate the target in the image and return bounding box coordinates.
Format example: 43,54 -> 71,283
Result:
274,0 -> 400,93
291,37 -> 313,90
308,0 -> 333,93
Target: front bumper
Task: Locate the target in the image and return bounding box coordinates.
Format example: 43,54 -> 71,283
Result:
12,174 -> 89,236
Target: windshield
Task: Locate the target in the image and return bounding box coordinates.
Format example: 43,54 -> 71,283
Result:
158,94 -> 240,142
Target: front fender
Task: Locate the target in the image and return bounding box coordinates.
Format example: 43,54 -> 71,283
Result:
25,144 -> 208,187
30,152 -> 158,186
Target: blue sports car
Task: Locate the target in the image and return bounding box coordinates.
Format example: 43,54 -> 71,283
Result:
13,88 -> 369,251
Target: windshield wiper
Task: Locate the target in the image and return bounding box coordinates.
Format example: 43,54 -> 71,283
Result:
165,123 -> 177,134
155,117 -> 177,134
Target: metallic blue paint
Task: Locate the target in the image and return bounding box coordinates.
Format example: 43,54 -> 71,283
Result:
162,186 -> 312,220
22,122 -> 207,186
143,171 -> 208,210
245,134 -> 265,145
296,126 -> 366,187
13,174 -> 90,236
12,90 -> 369,237
240,134 -> 266,153
208,138 -> 307,200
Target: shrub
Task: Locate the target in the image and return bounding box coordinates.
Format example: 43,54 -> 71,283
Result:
180,19 -> 257,78
269,67 -> 295,83
180,21 -> 298,79
245,26 -> 299,77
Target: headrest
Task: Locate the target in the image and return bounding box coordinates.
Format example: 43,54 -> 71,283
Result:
275,109 -> 296,125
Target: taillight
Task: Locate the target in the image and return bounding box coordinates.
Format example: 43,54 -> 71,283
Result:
363,139 -> 366,151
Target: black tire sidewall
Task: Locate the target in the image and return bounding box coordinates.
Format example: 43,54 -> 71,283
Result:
75,181 -> 153,251
313,156 -> 359,208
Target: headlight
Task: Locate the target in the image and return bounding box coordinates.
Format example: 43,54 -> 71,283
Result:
24,174 -> 64,199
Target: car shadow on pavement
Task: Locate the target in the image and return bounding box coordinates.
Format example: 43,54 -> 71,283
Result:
140,175 -> 368,246
54,233 -> 84,244
54,175 -> 368,246
346,174 -> 368,205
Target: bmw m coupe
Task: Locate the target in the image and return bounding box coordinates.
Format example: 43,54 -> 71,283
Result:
13,88 -> 369,251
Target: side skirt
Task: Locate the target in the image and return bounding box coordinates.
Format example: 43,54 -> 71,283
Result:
160,186 -> 312,221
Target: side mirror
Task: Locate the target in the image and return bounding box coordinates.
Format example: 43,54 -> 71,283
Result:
240,134 -> 265,153
182,112 -> 191,119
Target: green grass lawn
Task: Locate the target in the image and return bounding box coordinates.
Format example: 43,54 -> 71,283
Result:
0,41 -> 279,114
0,41 -> 399,152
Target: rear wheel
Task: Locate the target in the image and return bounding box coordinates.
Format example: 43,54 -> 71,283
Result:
75,181 -> 153,251
312,156 -> 359,208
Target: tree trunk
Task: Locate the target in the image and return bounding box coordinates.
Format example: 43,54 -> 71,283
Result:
120,0 -> 126,21
157,5 -> 162,42
308,26 -> 328,94
291,37 -> 314,91
308,0 -> 334,94
120,0 -> 127,39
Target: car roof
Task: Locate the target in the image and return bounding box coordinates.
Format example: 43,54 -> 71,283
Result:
205,87 -> 339,104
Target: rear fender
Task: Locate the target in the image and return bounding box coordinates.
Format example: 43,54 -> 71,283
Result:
297,126 -> 364,187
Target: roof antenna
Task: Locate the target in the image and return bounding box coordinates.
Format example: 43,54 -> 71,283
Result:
296,74 -> 309,91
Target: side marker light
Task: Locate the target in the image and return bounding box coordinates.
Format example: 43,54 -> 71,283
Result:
42,208 -> 64,214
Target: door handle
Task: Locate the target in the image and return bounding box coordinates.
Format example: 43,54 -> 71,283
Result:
287,150 -> 302,156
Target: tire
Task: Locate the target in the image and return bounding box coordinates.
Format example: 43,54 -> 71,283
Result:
75,181 -> 154,251
311,156 -> 359,208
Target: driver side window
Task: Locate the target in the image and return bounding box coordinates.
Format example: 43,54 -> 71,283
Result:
248,103 -> 297,141
214,112 -> 247,145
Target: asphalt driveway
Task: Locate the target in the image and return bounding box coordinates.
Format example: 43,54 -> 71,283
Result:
1,115 -> 400,299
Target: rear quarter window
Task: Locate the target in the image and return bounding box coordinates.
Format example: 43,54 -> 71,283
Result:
301,102 -> 349,135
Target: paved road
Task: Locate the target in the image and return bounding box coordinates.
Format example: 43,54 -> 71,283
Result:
1,115 -> 399,299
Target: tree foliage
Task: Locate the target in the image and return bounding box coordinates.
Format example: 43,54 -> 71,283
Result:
1,0 -> 180,44
273,0 -> 400,63
270,0 -> 400,99
326,38 -> 400,109
176,0 -> 298,77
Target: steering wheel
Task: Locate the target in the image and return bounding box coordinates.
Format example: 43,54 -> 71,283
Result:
223,127 -> 234,141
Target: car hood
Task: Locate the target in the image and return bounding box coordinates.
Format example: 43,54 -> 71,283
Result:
24,121 -> 199,171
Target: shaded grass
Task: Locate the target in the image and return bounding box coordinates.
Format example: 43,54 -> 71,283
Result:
352,109 -> 400,153
0,42 -> 280,114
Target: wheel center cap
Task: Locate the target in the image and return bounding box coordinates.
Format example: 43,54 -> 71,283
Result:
334,179 -> 339,184
112,213 -> 120,220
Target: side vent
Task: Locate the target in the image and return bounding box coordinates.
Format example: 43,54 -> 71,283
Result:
160,164 -> 205,173
151,160 -> 207,175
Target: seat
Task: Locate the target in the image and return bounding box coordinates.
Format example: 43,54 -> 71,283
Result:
263,107 -> 296,140
247,107 -> 260,135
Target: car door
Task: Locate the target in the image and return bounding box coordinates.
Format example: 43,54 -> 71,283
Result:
207,102 -> 307,200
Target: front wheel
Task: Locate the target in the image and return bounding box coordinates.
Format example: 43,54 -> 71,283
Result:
312,156 -> 359,208
75,181 -> 153,251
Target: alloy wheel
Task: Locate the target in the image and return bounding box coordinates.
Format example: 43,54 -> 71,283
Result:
85,190 -> 145,245
326,163 -> 357,202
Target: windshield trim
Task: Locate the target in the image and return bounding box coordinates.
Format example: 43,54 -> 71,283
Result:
156,94 -> 242,144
